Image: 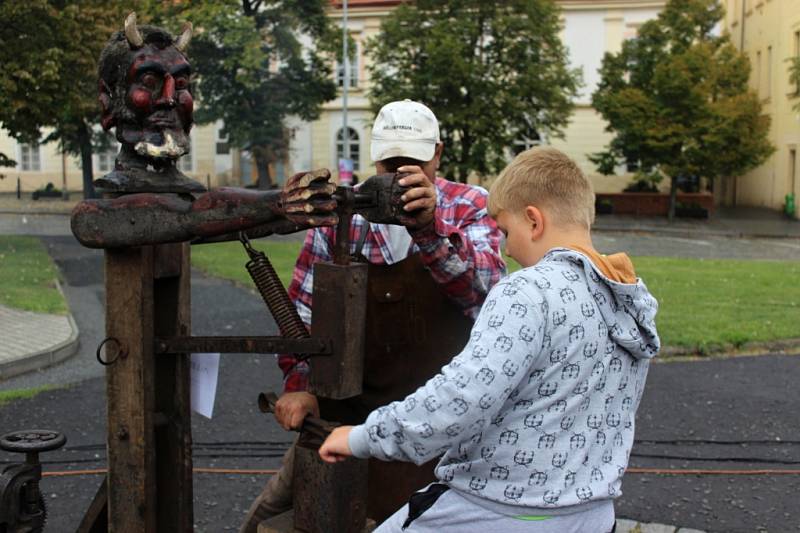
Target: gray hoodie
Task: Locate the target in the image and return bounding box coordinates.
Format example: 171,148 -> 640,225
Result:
349,248 -> 660,514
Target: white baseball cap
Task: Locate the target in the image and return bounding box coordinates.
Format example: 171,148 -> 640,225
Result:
370,99 -> 440,163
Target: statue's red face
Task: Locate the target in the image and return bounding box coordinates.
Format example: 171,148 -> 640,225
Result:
126,45 -> 193,134
111,44 -> 193,159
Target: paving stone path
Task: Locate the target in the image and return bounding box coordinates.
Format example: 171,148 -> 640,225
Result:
0,303 -> 77,379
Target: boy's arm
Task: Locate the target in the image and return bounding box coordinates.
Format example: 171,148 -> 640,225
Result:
409,184 -> 506,318
345,277 -> 544,465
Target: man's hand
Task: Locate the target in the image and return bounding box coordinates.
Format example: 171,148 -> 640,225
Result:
319,426 -> 354,463
397,165 -> 437,230
274,391 -> 319,431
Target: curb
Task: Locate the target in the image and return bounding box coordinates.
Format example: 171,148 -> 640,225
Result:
0,313 -> 80,380
0,210 -> 72,216
658,338 -> 800,360
617,519 -> 706,533
593,223 -> 800,240
0,280 -> 81,381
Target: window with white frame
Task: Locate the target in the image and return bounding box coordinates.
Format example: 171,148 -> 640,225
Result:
178,137 -> 193,172
336,127 -> 360,170
20,143 -> 41,171
510,136 -> 541,157
216,126 -> 230,155
794,30 -> 800,95
336,43 -> 359,89
97,143 -> 118,173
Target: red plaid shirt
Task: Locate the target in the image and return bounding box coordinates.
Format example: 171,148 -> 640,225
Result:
279,178 -> 506,392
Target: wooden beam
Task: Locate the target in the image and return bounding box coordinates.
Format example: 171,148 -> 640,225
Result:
104,246 -> 157,531
153,242 -> 193,532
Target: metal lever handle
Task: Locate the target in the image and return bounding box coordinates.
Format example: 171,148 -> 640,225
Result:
258,392 -> 339,443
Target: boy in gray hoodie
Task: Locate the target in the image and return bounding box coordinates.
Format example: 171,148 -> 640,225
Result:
319,147 -> 660,532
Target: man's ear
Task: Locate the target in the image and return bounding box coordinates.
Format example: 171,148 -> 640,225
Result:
432,142 -> 444,169
524,205 -> 545,241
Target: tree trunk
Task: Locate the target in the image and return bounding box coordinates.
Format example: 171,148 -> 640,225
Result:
668,175 -> 678,222
77,122 -> 96,199
252,146 -> 274,190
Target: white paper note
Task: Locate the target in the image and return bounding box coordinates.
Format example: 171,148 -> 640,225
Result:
191,353 -> 220,419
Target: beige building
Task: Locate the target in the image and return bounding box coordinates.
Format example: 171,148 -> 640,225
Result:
0,120 -> 238,195
720,0 -> 800,216
2,0 -> 671,195
291,0 -> 667,191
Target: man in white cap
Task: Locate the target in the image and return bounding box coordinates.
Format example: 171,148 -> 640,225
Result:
240,100 -> 506,532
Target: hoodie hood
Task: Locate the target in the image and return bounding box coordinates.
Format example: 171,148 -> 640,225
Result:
545,248 -> 660,360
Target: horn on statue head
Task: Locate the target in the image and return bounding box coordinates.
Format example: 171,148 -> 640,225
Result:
175,22 -> 193,53
124,12 -> 144,49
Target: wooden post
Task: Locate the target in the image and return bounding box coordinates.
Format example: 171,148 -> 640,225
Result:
292,439 -> 368,533
103,242 -> 193,532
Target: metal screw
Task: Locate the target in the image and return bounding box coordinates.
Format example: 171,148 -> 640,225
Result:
385,292 -> 392,299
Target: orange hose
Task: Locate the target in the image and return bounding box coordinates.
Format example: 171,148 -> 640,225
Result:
193,467 -> 279,475
41,467 -> 799,478
42,467 -> 279,477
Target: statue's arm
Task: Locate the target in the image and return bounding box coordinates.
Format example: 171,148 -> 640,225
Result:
71,170 -> 337,249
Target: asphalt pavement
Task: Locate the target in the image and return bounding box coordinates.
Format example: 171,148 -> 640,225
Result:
0,215 -> 798,532
1,234 -> 289,531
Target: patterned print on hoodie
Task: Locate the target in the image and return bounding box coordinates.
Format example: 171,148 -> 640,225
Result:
348,248 -> 660,512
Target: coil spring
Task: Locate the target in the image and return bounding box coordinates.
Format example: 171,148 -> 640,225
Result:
245,250 -> 309,340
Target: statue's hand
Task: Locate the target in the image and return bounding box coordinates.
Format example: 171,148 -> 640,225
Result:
282,169 -> 338,227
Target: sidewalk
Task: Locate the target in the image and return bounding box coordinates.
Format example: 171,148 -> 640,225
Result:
594,206 -> 800,239
0,304 -> 79,380
0,194 -> 77,215
616,519 -> 705,533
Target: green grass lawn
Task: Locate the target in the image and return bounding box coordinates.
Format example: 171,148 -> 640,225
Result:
0,385 -> 57,407
191,240 -> 303,288
633,257 -> 800,352
191,240 -> 800,354
0,236 -> 67,314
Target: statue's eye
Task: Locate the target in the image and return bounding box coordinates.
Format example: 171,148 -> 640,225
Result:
141,73 -> 158,89
175,76 -> 189,90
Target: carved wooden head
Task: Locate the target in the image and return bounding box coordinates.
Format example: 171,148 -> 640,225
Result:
98,13 -> 194,162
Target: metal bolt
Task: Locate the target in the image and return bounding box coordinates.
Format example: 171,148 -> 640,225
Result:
385,292 -> 392,299
117,427 -> 129,441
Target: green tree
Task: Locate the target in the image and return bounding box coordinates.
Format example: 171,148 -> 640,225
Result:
146,0 -> 339,189
592,0 -> 774,220
0,1 -> 134,198
366,0 -> 581,183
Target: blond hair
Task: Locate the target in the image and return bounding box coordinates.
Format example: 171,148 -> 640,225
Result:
488,147 -> 595,229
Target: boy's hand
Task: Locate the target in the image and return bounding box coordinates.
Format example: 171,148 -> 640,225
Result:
398,165 -> 437,230
274,391 -> 319,431
319,426 -> 354,463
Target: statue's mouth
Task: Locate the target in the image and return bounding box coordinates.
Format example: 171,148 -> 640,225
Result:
146,111 -> 179,129
149,119 -> 177,128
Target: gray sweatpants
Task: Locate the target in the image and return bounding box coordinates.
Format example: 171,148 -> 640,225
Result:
375,488 -> 615,533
